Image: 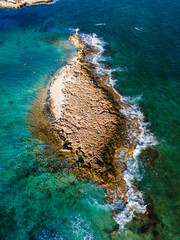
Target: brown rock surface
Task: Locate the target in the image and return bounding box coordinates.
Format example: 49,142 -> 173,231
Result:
0,0 -> 53,9
30,34 -> 141,202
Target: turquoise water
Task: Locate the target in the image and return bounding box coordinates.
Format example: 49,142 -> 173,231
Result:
0,0 -> 179,239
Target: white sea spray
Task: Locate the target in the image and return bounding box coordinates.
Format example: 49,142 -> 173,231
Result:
95,23 -> 106,26
72,29 -> 157,230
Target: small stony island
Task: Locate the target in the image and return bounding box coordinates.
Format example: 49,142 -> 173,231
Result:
30,34 -> 141,203
0,0 -> 53,9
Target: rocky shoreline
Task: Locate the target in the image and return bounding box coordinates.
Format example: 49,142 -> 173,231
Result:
30,34 -> 141,202
0,0 -> 53,9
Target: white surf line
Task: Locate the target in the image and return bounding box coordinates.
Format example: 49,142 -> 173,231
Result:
74,29 -> 157,230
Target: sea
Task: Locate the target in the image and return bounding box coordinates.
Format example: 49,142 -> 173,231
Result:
0,0 -> 179,239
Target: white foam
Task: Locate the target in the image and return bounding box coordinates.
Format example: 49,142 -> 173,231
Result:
95,23 -> 106,26
24,0 -> 59,8
70,215 -> 95,240
87,195 -> 124,212
37,228 -> 63,240
37,215 -> 95,240
75,28 -> 80,34
78,31 -> 157,230
134,27 -> 143,31
114,95 -> 157,231
80,32 -> 106,65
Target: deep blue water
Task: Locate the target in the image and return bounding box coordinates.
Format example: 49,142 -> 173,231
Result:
0,0 -> 179,239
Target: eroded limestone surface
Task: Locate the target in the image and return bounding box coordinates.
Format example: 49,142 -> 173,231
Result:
30,34 -> 140,202
0,0 -> 53,9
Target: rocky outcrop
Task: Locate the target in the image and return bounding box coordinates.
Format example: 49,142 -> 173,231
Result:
0,0 -> 53,9
30,34 -> 140,202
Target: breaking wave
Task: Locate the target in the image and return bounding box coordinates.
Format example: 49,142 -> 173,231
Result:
70,29 -> 157,230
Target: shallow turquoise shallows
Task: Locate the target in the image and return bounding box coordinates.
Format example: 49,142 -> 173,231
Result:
0,0 -> 179,239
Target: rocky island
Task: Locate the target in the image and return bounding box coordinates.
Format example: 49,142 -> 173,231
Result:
0,0 -> 53,9
30,34 -> 141,202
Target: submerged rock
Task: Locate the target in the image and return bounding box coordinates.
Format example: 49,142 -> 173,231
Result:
139,147 -> 159,166
131,203 -> 160,236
